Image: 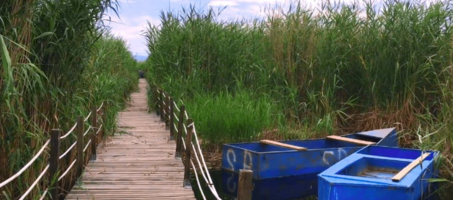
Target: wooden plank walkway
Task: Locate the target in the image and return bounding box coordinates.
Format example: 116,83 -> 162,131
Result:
66,79 -> 196,200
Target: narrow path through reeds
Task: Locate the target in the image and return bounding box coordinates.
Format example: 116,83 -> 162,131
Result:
66,79 -> 196,200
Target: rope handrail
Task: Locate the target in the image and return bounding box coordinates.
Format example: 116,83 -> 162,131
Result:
191,159 -> 207,200
184,110 -> 189,120
183,125 -> 188,137
83,126 -> 92,137
60,123 -> 77,140
155,86 -> 221,200
1,101 -> 105,199
59,159 -> 77,181
181,135 -> 221,200
0,139 -> 50,188
174,113 -> 179,122
59,141 -> 77,160
18,164 -> 49,200
83,139 -> 92,152
180,138 -> 206,200
96,102 -> 105,113
191,127 -> 221,198
174,124 -> 179,133
193,126 -> 215,185
96,124 -> 103,135
190,142 -> 211,185
39,188 -> 48,200
84,112 -> 92,122
62,102 -> 103,140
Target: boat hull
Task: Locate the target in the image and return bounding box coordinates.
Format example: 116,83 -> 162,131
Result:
222,170 -> 317,200
222,128 -> 398,180
318,146 -> 439,200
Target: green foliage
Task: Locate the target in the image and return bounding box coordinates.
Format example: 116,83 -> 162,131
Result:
146,1 -> 453,196
185,90 -> 278,145
0,0 -> 138,198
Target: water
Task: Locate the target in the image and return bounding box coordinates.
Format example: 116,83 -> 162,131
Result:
190,170 -> 445,200
190,170 -> 235,200
190,170 -> 318,200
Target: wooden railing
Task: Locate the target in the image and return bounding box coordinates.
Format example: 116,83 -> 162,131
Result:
0,102 -> 107,200
153,86 -> 222,200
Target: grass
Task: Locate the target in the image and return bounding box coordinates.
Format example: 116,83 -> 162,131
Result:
184,90 -> 280,145
145,0 -> 453,199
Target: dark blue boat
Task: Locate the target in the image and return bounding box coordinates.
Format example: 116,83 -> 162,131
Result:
318,146 -> 439,200
222,128 -> 398,180
222,169 -> 318,200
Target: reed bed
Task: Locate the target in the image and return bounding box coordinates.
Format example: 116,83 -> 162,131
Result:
145,0 -> 453,198
1,0 -> 138,198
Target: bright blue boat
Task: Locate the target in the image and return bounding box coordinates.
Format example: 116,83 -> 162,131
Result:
222,128 -> 398,180
318,146 -> 439,200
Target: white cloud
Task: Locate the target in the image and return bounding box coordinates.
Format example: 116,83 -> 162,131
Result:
107,14 -> 160,56
208,1 -> 239,6
118,0 -> 135,3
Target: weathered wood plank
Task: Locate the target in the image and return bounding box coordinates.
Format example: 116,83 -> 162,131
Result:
326,135 -> 375,145
392,152 -> 430,182
260,139 -> 307,151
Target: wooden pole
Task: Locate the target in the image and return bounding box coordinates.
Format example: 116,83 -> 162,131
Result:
237,169 -> 253,200
183,119 -> 193,188
76,116 -> 84,178
169,97 -> 174,140
175,105 -> 185,159
91,105 -> 97,161
49,129 -> 61,200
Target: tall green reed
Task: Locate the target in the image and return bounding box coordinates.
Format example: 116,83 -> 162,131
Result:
145,1 -> 453,195
0,0 -> 139,198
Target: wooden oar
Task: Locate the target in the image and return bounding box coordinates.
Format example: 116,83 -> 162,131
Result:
326,135 -> 375,146
260,140 -> 307,151
391,152 -> 431,182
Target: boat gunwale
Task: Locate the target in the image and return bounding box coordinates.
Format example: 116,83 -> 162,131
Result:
223,132 -> 391,155
319,146 -> 439,187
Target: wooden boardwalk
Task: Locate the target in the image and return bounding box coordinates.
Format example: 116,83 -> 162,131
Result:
66,79 -> 196,200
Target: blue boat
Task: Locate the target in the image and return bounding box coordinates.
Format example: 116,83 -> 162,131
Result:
222,128 -> 398,180
221,169 -> 318,200
318,146 -> 439,200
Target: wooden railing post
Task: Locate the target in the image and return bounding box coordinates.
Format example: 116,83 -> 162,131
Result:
237,169 -> 253,200
91,105 -> 97,161
160,90 -> 164,122
169,97 -> 175,140
183,119 -> 193,189
49,129 -> 61,200
76,116 -> 84,178
175,105 -> 185,159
